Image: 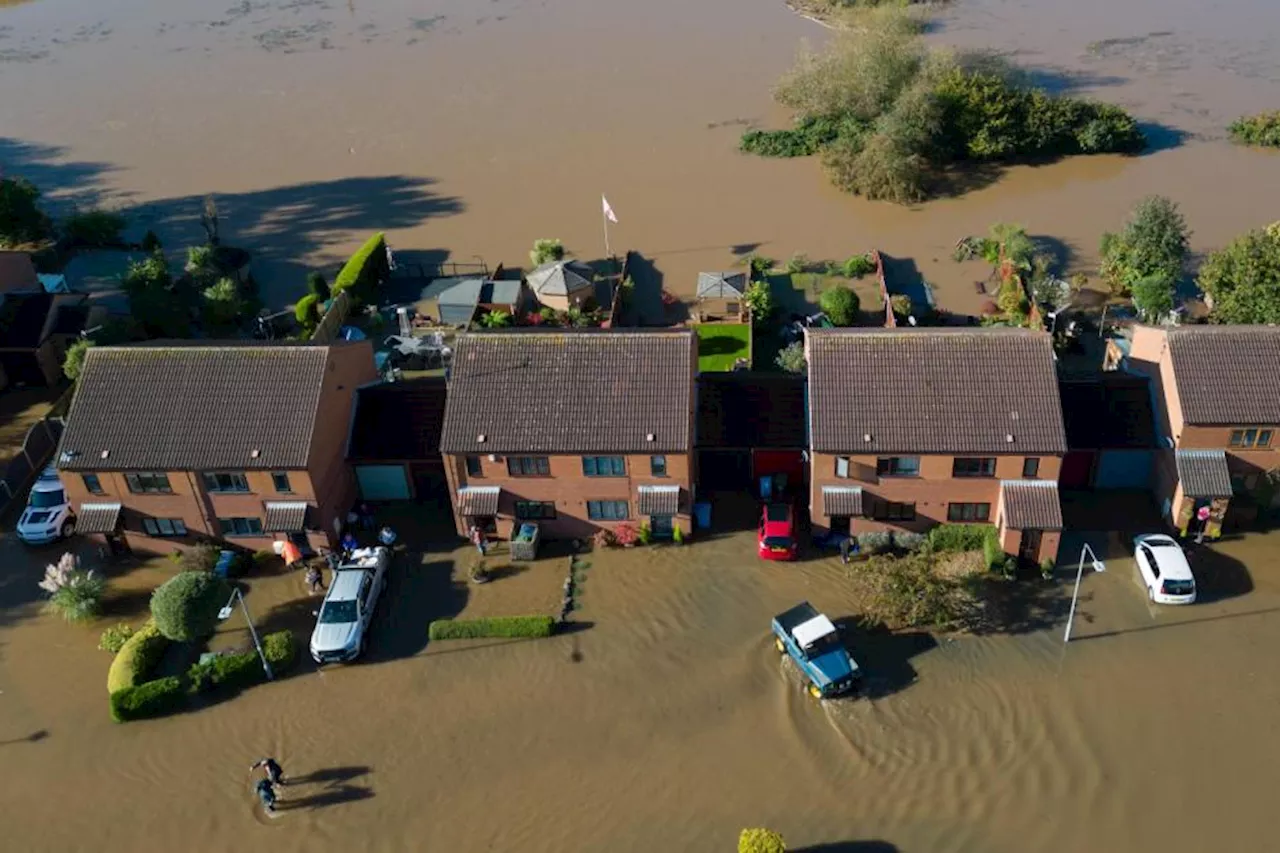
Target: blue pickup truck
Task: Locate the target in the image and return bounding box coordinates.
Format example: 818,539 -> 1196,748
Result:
772,602 -> 861,699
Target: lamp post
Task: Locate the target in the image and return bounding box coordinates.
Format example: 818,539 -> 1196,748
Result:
1063,542 -> 1106,644
218,588 -> 273,680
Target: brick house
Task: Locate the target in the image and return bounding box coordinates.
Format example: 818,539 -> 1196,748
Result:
1122,324 -> 1280,537
55,341 -> 376,555
439,329 -> 696,540
805,328 -> 1067,564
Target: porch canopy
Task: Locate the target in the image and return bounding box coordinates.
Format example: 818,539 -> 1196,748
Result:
999,481 -> 1063,530
457,486 -> 501,516
637,485 -> 681,515
264,501 -> 309,533
76,502 -> 122,534
821,486 -> 863,516
1175,450 -> 1233,498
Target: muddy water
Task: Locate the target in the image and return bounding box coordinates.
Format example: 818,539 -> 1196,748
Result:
0,0 -> 1277,311
3,520 -> 1280,852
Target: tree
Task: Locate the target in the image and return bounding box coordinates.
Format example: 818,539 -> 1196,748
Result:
0,176 -> 51,247
1131,273 -> 1175,322
1197,223 -> 1280,325
124,252 -> 192,338
743,280 -> 774,326
776,341 -> 807,374
1099,196 -> 1189,294
819,285 -> 860,326
307,271 -> 331,301
62,338 -> 95,381
739,828 -> 786,853
149,572 -> 231,642
185,244 -> 216,279
530,238 -> 565,267
202,277 -> 244,328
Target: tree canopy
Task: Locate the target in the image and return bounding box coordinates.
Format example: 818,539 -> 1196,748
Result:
1100,196 -> 1190,294
1197,223 -> 1280,325
0,177 -> 51,247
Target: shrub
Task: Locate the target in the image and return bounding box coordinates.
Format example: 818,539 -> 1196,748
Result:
743,280 -> 774,326
263,630 -> 298,672
110,676 -> 185,723
1197,223 -> 1280,325
479,309 -> 512,328
107,621 -> 169,694
0,176 -> 51,247
99,623 -> 135,653
202,277 -> 244,328
188,651 -> 263,693
38,553 -> 104,623
673,525 -> 685,545
530,238 -> 565,267
1228,111 -> 1280,148
593,528 -> 618,549
150,572 -> 231,642
746,254 -> 775,278
614,523 -> 639,546
890,294 -> 913,318
637,523 -> 653,546
294,293 -> 322,332
863,551 -> 965,628
179,543 -> 220,573
428,616 -> 557,641
893,531 -> 927,552
775,341 -> 807,374
982,527 -> 1004,572
841,253 -> 875,278
740,114 -> 864,158
61,209 -> 125,248
306,271 -> 331,300
819,285 -> 860,326
928,524 -> 992,553
332,232 -> 389,303
857,530 -> 891,554
62,338 -> 95,381
785,253 -> 810,275
1040,558 -> 1055,580
739,828 -> 787,853
1131,273 -> 1176,322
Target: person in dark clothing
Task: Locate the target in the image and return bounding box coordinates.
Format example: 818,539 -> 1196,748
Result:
839,537 -> 852,565
255,778 -> 277,813
251,757 -> 286,785
305,564 -> 325,595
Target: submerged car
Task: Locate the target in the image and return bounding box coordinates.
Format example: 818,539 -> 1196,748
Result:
1133,533 -> 1196,605
16,467 -> 74,545
758,503 -> 798,561
772,601 -> 861,699
310,546 -> 390,663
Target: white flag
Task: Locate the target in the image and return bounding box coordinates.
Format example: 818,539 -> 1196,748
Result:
602,195 -> 619,223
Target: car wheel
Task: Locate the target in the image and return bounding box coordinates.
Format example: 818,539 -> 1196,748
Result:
807,684 -> 823,700
60,520 -> 75,539
774,636 -> 785,654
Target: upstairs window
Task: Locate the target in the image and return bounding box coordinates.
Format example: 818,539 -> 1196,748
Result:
875,457 -> 920,477
82,473 -> 104,495
583,456 -> 626,477
952,457 -> 996,478
1022,458 -> 1040,479
1230,428 -> 1273,449
125,472 -> 172,494
202,472 -> 249,493
507,456 -> 550,476
271,472 -> 293,493
650,455 -> 667,477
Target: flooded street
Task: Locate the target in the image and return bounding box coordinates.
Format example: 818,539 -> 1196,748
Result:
0,0 -> 1278,308
3,512 -> 1280,852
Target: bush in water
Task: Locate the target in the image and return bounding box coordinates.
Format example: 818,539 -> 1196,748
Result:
428,616 -> 556,641
107,621 -> 170,694
149,571 -> 231,642
739,828 -> 787,853
98,623 -> 135,654
110,677 -> 186,723
928,523 -> 993,553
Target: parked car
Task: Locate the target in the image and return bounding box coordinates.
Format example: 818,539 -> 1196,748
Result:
310,546 -> 391,663
16,466 -> 75,545
1133,534 -> 1197,605
758,503 -> 798,561
772,601 -> 861,699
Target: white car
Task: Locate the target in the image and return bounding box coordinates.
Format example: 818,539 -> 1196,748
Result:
16,467 -> 75,545
309,547 -> 390,663
1133,534 -> 1197,605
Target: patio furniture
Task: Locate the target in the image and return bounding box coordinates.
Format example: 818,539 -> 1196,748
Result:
509,522 -> 540,561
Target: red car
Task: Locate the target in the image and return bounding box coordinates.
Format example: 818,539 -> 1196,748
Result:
758,503 -> 798,561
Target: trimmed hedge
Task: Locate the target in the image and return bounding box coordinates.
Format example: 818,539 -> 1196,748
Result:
428,616 -> 556,641
110,677 -> 185,723
332,232 -> 389,304
982,527 -> 1005,571
188,630 -> 299,694
263,630 -> 298,671
150,571 -> 231,642
928,524 -> 994,554
106,621 -> 169,694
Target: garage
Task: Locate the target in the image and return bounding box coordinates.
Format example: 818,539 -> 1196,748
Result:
355,464 -> 411,500
346,377 -> 447,501
1059,374 -> 1157,490
696,372 -> 807,500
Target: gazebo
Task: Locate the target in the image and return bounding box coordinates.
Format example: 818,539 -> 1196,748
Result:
527,260 -> 595,312
695,271 -> 748,322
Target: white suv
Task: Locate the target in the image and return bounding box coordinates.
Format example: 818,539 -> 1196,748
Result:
1133,534 -> 1197,605
16,467 -> 74,545
309,547 -> 389,663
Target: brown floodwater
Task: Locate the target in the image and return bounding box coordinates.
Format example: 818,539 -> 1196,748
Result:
3,501 -> 1280,853
0,0 -> 1277,311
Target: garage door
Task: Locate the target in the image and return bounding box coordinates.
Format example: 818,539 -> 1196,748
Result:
1095,450 -> 1154,489
355,465 -> 411,500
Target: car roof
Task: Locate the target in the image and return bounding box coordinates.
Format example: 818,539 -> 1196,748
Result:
792,614 -> 837,647
327,569 -> 368,601
1140,536 -> 1194,580
31,468 -> 64,492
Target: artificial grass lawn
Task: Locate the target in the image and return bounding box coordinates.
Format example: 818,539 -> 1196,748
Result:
695,323 -> 751,372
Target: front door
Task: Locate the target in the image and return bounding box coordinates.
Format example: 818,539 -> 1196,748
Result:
650,515 -> 674,538
829,515 -> 851,536
470,515 -> 497,535
1018,529 -> 1042,562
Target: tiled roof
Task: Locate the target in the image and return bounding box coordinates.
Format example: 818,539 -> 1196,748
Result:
1166,326 -> 1280,425
697,373 -> 807,449
348,378 -> 447,462
75,502 -> 122,534
1175,450 -> 1233,498
1058,374 -> 1157,450
457,486 -> 500,516
440,330 -> 695,454
821,486 -> 863,517
57,343 -> 341,471
1000,481 -> 1063,530
0,251 -> 39,293
263,501 -> 310,532
807,329 -> 1066,455
636,485 -> 681,515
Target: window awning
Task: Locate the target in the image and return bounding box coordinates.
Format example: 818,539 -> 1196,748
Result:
76,502 -> 122,534
999,481 -> 1063,530
637,485 -> 681,515
1176,450 -> 1233,498
821,486 -> 863,517
457,486 -> 501,516
263,501 -> 310,533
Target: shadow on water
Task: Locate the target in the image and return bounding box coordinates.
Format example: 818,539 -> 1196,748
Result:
835,618 -> 935,699
877,253 -> 932,310
1029,234 -> 1077,275
1071,605 -> 1280,643
622,251 -> 666,326
366,558 -> 467,662
0,729 -> 50,746
1136,121 -> 1191,155
287,765 -> 370,785
279,784 -> 374,810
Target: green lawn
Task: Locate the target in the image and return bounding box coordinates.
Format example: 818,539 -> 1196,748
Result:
695,323 -> 751,372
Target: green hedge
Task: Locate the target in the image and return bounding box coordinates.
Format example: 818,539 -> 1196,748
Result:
428,616 -> 556,641
982,527 -> 1005,571
332,232 -> 389,304
110,677 -> 185,723
106,621 -> 169,694
263,630 -> 297,671
187,630 -> 299,694
928,524 -> 995,554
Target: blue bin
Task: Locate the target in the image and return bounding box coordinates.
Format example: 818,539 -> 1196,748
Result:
693,502 -> 712,531
213,550 -> 236,578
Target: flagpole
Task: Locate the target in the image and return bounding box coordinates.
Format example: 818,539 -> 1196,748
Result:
602,205 -> 612,261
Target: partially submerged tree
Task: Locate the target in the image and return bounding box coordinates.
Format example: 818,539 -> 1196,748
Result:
124,252 -> 193,338
819,284 -> 860,326
0,176 -> 51,247
1131,273 -> 1176,323
743,280 -> 775,326
530,238 -> 565,267
1197,222 -> 1280,325
739,828 -> 787,853
202,277 -> 244,328
1100,196 -> 1190,295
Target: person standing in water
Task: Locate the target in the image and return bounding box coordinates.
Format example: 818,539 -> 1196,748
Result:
251,757 -> 286,786
255,778 -> 278,813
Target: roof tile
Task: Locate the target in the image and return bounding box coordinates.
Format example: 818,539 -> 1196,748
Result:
1166,326 -> 1280,425
1000,481 -> 1063,530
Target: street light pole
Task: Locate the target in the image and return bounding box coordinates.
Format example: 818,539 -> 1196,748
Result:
219,588 -> 273,680
1064,542 -> 1106,644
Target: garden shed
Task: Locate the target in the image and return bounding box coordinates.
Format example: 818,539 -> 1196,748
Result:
527,260 -> 595,311
385,277 -> 526,327
695,271 -> 747,322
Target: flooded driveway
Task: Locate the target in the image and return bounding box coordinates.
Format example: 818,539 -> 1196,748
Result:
3,517 -> 1280,852
0,0 -> 1278,309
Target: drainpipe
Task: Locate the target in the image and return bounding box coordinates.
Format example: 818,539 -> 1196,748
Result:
187,471 -> 217,540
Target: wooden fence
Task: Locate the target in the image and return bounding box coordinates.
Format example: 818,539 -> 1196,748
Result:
0,385 -> 74,517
